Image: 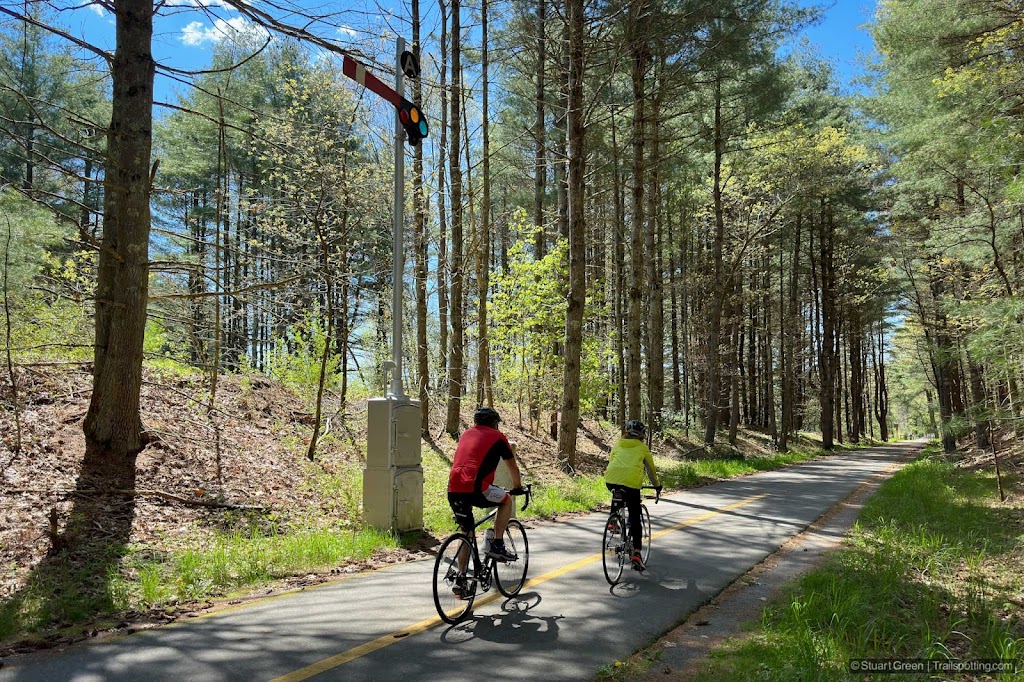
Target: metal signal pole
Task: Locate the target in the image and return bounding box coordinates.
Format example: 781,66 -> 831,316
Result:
390,36 -> 407,398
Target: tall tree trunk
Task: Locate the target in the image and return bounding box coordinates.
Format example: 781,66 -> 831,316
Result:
436,0 -> 450,393
646,71 -> 665,431
816,203 -> 835,450
460,78 -> 480,406
533,0 -> 547,256
849,313 -> 863,443
84,0 -> 155,460
704,75 -> 725,445
871,320 -> 889,441
445,0 -> 465,436
413,0 -> 430,434
669,209 -> 682,413
681,214 -> 691,434
478,0 -> 493,408
728,274 -> 741,446
626,5 -> 647,423
779,222 -> 792,451
306,221 -> 336,461
557,0 -> 585,468
610,108 -> 626,428
762,249 -> 777,443
554,21 -> 569,242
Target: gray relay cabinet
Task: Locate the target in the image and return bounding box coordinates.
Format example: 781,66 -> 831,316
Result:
363,397 -> 423,532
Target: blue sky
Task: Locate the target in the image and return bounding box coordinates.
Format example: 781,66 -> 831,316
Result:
796,0 -> 878,91
68,0 -> 879,102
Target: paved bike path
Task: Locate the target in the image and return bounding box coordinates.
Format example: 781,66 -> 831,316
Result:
0,442 -> 919,681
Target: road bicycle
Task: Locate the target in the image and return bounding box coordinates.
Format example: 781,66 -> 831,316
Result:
602,484 -> 660,585
432,485 -> 532,624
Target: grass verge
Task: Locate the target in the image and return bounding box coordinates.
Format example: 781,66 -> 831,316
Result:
688,442 -> 1024,681
0,525 -> 396,642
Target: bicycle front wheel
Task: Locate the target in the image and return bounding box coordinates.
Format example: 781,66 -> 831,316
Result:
640,504 -> 652,563
433,534 -> 476,624
602,513 -> 625,585
495,520 -> 529,597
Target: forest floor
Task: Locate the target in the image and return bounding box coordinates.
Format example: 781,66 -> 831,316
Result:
0,364 -> 839,656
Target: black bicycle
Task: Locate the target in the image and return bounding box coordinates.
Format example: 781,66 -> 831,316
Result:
602,484 -> 660,585
432,485 -> 532,624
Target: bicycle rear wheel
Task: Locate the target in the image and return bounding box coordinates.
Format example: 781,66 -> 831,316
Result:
433,534 -> 476,624
640,504 -> 652,563
495,520 -> 529,597
602,513 -> 625,585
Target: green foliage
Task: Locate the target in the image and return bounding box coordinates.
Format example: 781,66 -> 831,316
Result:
0,190 -> 91,362
490,225 -> 610,417
0,9 -> 109,212
264,310 -> 340,401
964,296 -> 1024,373
142,317 -> 196,378
490,231 -> 568,412
870,0 -> 1024,443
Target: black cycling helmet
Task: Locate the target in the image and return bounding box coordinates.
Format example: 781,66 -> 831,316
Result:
625,419 -> 646,438
474,407 -> 502,427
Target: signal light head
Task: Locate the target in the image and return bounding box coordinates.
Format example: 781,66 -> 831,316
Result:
398,97 -> 428,146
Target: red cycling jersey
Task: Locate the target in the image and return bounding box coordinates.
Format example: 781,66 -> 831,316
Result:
447,425 -> 515,494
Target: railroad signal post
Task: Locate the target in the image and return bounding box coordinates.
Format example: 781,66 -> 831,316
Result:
347,38 -> 428,533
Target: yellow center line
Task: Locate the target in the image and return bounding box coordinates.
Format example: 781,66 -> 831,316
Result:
271,492 -> 768,682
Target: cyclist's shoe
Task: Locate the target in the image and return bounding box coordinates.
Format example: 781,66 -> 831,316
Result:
452,576 -> 470,599
606,519 -> 618,532
630,553 -> 646,571
487,539 -> 517,562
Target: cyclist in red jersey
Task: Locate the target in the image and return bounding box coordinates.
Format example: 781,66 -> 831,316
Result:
447,407 -> 523,562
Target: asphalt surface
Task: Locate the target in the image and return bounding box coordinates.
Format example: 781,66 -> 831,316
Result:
0,441 -> 919,682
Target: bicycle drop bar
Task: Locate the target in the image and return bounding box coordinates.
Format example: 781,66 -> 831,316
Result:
510,484 -> 532,512
641,485 -> 661,504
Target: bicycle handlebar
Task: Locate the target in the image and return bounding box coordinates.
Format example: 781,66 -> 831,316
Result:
641,485 -> 662,504
510,484 -> 532,512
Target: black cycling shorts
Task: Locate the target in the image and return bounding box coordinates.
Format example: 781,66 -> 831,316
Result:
448,491 -> 502,533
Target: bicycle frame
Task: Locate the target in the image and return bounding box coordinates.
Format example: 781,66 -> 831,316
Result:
603,484 -> 659,584
433,486 -> 532,624
453,486 -> 532,594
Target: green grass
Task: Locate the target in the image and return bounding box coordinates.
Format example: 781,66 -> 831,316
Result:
656,448 -> 819,489
690,442 -> 1024,681
0,525 -> 397,641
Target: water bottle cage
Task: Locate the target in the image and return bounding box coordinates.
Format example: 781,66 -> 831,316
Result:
483,529 -> 494,554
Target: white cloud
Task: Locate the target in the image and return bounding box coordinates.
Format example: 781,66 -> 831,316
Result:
180,16 -> 268,47
338,25 -> 358,38
87,3 -> 106,17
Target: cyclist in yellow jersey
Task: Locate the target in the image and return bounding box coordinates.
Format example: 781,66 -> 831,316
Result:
604,419 -> 662,571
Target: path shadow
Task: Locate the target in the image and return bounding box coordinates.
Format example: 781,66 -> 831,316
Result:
608,573 -> 705,601
440,592 -> 562,645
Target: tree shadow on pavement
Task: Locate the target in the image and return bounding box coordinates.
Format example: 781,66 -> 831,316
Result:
440,592 -> 562,645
